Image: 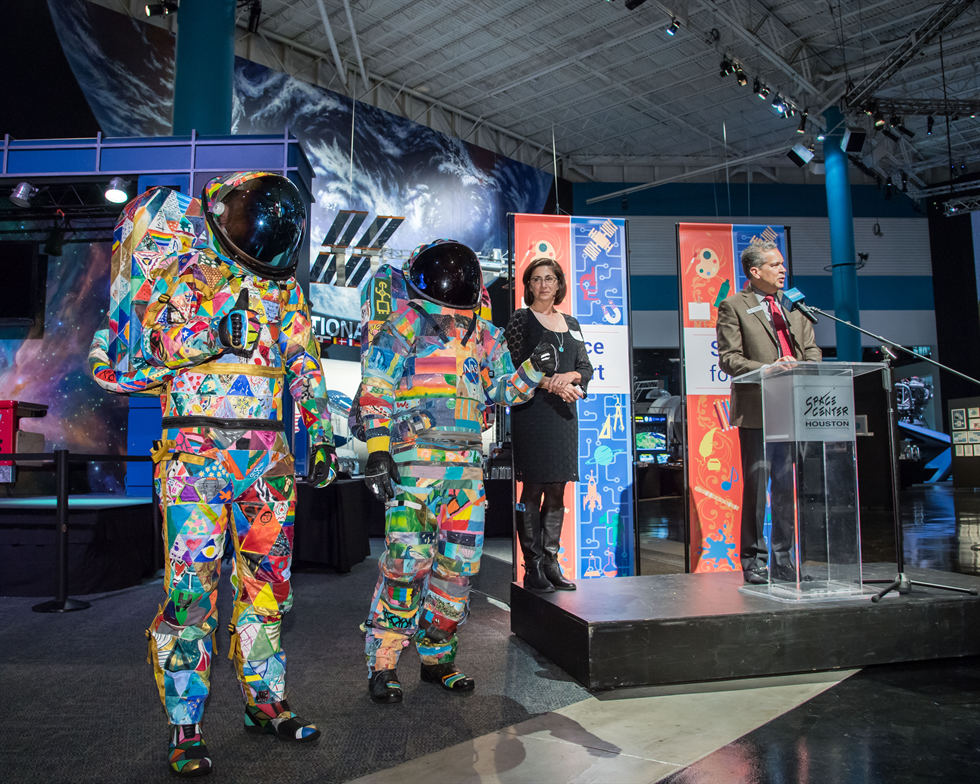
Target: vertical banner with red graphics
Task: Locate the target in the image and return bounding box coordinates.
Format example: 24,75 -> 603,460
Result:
512,214 -> 635,580
678,223 -> 789,572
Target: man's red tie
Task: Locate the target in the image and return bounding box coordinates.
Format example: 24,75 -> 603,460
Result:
764,294 -> 794,358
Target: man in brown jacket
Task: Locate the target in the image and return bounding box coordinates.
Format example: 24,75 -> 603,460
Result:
716,240 -> 822,583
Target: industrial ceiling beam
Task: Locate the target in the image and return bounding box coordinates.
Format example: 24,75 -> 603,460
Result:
844,0 -> 978,109
314,0 -> 348,89
585,144 -> 796,204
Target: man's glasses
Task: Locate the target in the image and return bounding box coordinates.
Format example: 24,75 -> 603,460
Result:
530,275 -> 557,285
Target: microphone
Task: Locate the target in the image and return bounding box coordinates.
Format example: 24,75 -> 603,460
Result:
782,287 -> 818,324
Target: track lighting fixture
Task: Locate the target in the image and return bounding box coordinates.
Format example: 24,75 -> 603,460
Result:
145,2 -> 178,17
873,111 -> 886,128
719,58 -> 733,78
927,116 -> 935,135
735,67 -> 747,87
797,111 -> 807,134
665,17 -> 679,36
105,177 -> 130,204
9,182 -> 37,208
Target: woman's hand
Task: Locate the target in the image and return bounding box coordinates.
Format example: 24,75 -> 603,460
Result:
546,372 -> 583,402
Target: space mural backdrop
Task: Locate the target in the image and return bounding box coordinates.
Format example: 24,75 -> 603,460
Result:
0,1 -> 551,491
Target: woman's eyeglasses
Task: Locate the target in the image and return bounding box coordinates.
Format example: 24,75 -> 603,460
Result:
530,275 -> 557,285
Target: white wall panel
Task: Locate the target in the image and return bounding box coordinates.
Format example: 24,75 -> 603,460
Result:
626,216 -> 931,277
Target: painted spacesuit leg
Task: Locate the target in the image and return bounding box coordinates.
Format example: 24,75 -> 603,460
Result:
360,240 -> 555,701
134,172 -> 335,775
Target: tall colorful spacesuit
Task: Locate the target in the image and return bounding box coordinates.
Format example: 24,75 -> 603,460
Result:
90,171 -> 336,777
358,240 -> 556,702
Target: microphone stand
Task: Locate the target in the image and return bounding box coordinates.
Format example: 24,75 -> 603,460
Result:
806,306 -> 979,601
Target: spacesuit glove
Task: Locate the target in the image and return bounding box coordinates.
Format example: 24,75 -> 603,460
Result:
364,451 -> 400,503
529,339 -> 558,374
215,290 -> 261,352
306,442 -> 338,488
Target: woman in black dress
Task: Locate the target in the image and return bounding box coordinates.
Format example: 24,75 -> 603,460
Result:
504,257 -> 593,592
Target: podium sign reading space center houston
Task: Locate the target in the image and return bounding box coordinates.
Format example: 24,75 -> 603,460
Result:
677,222 -> 789,573
512,214 -> 635,580
736,361 -> 886,602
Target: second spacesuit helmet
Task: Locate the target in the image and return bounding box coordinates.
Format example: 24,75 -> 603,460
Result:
406,239 -> 483,309
202,171 -> 307,280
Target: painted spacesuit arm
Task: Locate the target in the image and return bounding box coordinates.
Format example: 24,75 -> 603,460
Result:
279,282 -> 333,446
142,260 -> 223,369
89,316 -> 175,394
482,323 -> 545,406
358,308 -> 417,453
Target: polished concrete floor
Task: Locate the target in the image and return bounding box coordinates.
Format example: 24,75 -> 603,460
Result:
371,485 -> 980,784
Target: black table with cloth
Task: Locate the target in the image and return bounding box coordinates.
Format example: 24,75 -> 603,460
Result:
293,478 -> 381,572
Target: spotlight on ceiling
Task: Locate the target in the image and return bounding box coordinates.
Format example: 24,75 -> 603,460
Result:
873,111 -> 886,128
105,177 -> 130,204
890,115 -> 902,128
43,224 -> 65,257
816,132 -> 826,141
797,111 -> 807,134
145,2 -> 178,17
772,94 -> 786,115
900,171 -> 909,193
757,82 -> 770,99
735,67 -> 747,87
9,182 -> 37,208
884,176 -> 894,201
246,0 -> 262,34
787,143 -> 815,168
625,0 -> 649,9
720,58 -> 733,78
840,127 -> 867,153
665,17 -> 680,36
927,116 -> 935,135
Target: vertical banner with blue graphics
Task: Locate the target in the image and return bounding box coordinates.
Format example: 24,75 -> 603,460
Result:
511,214 -> 635,581
571,217 -> 634,578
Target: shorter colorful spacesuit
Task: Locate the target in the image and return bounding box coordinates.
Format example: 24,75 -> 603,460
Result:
358,240 -> 556,702
91,172 -> 335,777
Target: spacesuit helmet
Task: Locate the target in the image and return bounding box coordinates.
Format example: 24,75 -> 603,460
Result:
202,171 -> 307,280
406,239 -> 483,309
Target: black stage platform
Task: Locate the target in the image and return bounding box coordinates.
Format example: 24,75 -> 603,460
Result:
511,564 -> 980,690
0,495 -> 157,596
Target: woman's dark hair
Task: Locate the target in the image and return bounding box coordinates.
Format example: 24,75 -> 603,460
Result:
522,257 -> 567,307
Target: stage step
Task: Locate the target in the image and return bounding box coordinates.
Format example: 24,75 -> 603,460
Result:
511,564 -> 980,690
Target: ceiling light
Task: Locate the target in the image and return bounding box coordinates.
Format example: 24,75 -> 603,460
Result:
665,17 -> 679,36
105,177 -> 130,204
901,171 -> 908,193
145,2 -> 177,17
719,59 -> 733,77
890,115 -> 902,128
9,182 -> 37,208
927,116 -> 935,135
787,143 -> 814,168
758,82 -> 770,99
797,113 -> 807,134
816,132 -> 826,141
873,111 -> 886,128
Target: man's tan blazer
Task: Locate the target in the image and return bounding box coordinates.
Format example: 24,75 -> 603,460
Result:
716,289 -> 822,429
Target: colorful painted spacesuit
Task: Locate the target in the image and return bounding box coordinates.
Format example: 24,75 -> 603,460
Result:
90,171 -> 335,777
358,240 -> 555,701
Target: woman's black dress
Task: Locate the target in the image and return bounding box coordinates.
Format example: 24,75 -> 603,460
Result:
504,309 -> 594,483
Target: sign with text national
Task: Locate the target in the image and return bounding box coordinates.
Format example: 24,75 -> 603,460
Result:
677,223 -> 788,572
512,214 -> 635,580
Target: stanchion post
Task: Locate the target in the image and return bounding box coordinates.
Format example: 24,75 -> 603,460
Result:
32,449 -> 91,613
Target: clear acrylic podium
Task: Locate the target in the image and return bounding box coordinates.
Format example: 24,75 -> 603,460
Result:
733,361 -> 887,602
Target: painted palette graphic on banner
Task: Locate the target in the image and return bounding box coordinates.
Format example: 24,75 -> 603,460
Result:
678,223 -> 787,572
513,214 -> 634,580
